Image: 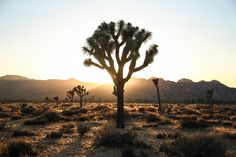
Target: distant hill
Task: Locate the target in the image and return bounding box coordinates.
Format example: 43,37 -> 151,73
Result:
0,75 -> 29,80
0,75 -> 98,101
0,75 -> 236,103
90,78 -> 236,103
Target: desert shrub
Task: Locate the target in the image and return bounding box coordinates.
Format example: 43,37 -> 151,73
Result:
95,125 -> 135,148
95,123 -> 149,149
46,131 -> 63,138
158,119 -> 172,125
222,121 -> 232,126
155,132 -> 168,139
12,129 -> 35,137
20,106 -> 35,115
24,117 -> 47,125
24,111 -> 61,125
146,114 -> 160,123
175,134 -> 226,157
20,103 -> 28,108
138,107 -> 145,113
1,139 -> 36,157
60,123 -> 74,133
0,112 -> 11,118
92,105 -> 110,112
103,111 -> 116,120
11,115 -> 22,120
62,108 -> 88,116
146,107 -> 156,112
77,115 -> 89,122
122,146 -> 136,157
159,141 -> 176,155
138,149 -> 150,157
0,121 -> 6,130
223,133 -> 236,140
77,123 -> 90,137
180,120 -> 210,129
204,119 -> 221,125
155,132 -> 178,139
43,111 -> 61,121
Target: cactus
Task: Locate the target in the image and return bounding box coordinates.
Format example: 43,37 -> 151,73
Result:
73,85 -> 89,108
66,90 -> 75,105
152,78 -> 162,113
206,89 -> 214,113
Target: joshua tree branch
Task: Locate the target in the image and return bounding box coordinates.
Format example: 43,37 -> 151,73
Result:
84,58 -> 104,69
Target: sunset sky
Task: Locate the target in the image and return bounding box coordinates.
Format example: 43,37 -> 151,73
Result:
0,0 -> 236,87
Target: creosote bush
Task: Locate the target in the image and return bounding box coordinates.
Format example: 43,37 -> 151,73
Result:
95,123 -> 150,149
24,111 -> 61,125
0,139 -> 36,157
146,114 -> 160,123
122,146 -> 136,157
12,129 -> 35,137
0,121 -> 6,130
180,120 -> 210,129
20,106 -> 35,115
77,123 -> 90,137
176,134 -> 226,157
60,123 -> 74,134
46,130 -> 63,138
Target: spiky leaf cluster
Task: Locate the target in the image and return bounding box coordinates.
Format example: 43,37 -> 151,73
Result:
83,20 -> 158,85
73,85 -> 89,97
66,90 -> 75,101
152,78 -> 159,87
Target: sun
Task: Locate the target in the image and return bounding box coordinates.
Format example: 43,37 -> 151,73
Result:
76,69 -> 113,84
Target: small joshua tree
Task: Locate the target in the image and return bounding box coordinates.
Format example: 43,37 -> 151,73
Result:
66,90 -> 75,105
74,85 -> 89,108
152,78 -> 161,113
53,96 -> 59,103
206,89 -> 214,113
45,97 -> 50,103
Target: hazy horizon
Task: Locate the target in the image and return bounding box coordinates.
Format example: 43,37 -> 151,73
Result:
0,0 -> 236,87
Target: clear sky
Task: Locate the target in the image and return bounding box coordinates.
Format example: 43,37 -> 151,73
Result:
0,0 -> 236,87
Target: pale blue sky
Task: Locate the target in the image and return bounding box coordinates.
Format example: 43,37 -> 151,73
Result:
0,0 -> 236,86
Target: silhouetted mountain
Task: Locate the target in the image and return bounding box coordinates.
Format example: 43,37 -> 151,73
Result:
0,75 -> 98,101
0,75 -> 236,103
0,75 -> 29,80
90,78 -> 236,103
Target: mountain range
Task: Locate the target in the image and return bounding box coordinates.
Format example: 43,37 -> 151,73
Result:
0,75 -> 236,103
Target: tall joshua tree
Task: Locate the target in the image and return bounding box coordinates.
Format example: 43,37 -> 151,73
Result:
82,20 -> 158,128
206,89 -> 214,113
74,85 -> 89,108
66,90 -> 75,105
152,78 -> 161,113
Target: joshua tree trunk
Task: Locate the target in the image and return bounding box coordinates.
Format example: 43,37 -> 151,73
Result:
116,83 -> 125,128
156,86 -> 161,112
80,96 -> 83,108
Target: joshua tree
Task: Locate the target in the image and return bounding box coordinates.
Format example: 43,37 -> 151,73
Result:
66,90 -> 75,105
73,85 -> 89,108
53,96 -> 59,103
206,89 -> 214,113
45,97 -> 50,103
82,20 -> 158,128
152,78 -> 161,113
